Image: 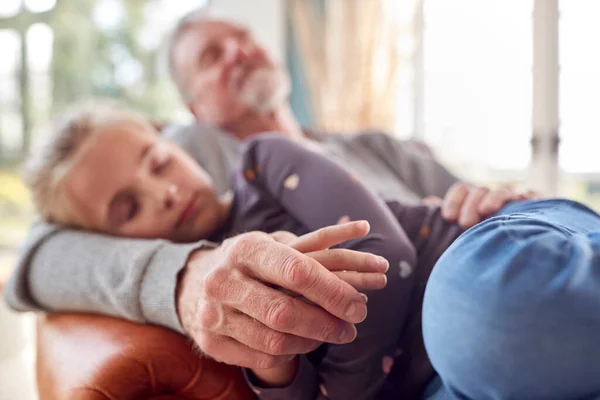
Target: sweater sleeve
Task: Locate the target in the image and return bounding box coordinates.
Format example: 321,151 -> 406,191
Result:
360,132 -> 461,198
238,135 -> 418,400
3,220 -> 216,333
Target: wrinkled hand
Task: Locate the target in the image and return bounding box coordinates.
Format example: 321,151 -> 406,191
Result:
176,221 -> 389,369
424,182 -> 543,229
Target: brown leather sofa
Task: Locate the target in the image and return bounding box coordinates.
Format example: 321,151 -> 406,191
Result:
36,313 -> 258,400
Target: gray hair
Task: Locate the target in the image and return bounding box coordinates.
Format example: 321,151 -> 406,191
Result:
167,9 -> 213,102
167,8 -> 241,102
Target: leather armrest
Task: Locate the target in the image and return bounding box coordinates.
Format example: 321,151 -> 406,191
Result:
36,313 -> 257,400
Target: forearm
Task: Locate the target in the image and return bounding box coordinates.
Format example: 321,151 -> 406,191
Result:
243,135 -> 409,239
244,136 -> 418,399
5,221 -> 208,332
387,201 -> 463,269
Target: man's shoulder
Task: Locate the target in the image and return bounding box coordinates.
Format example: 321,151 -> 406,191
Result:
320,129 -> 433,157
162,122 -> 240,150
316,129 -> 399,152
161,123 -> 203,146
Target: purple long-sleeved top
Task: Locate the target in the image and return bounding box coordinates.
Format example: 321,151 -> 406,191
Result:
217,135 -> 463,400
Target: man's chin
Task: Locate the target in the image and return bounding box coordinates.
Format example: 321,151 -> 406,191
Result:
239,71 -> 291,114
246,94 -> 284,114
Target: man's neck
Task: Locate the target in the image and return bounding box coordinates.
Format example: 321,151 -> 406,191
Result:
222,104 -> 305,141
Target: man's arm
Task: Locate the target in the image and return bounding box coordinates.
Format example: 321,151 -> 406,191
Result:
5,219 -> 387,372
359,131 -> 461,198
4,221 -> 205,332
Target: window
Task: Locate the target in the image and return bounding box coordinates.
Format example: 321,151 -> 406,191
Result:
0,0 -> 207,164
0,29 -> 23,160
559,0 -> 600,208
24,0 -> 56,13
559,0 -> 600,174
422,0 -> 533,182
0,0 -> 21,18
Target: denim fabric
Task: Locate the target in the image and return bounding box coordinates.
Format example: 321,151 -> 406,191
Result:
422,199 -> 600,399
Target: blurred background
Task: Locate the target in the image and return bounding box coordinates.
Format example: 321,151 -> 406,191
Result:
0,0 -> 598,398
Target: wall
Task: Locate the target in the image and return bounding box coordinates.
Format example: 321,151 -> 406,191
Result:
212,0 -> 286,62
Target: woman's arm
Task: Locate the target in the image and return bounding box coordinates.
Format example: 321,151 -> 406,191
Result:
239,135 -> 419,400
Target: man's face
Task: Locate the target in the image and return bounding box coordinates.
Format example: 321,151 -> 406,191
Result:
173,20 -> 291,126
63,118 -> 224,242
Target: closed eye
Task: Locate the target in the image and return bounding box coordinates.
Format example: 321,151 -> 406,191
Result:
108,192 -> 139,227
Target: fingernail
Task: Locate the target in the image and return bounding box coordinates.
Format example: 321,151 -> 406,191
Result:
379,274 -> 388,287
345,301 -> 366,323
358,221 -> 369,230
378,257 -> 389,271
359,293 -> 368,303
338,325 -> 357,343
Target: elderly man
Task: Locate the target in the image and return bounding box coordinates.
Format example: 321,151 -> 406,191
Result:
5,10 -> 528,380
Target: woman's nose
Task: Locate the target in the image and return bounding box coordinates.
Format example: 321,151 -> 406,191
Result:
163,184 -> 179,210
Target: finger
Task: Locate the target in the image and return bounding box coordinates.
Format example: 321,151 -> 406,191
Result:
197,332 -> 292,369
333,271 -> 387,291
441,182 -> 470,221
290,220 -> 370,253
229,275 -> 359,343
422,195 -> 443,207
219,310 -> 322,355
232,237 -> 368,325
337,215 -> 351,224
478,188 -> 514,215
514,192 -> 528,201
270,231 -> 298,244
529,190 -> 544,199
519,189 -> 544,200
458,186 -> 490,228
307,248 -> 389,273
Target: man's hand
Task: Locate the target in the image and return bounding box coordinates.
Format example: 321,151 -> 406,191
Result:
424,182 -> 543,229
176,221 -> 389,369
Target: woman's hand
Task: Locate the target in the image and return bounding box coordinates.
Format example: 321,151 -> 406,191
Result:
250,356 -> 300,388
424,182 -> 544,229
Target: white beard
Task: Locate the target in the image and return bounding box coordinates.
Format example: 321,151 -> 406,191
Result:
237,66 -> 291,114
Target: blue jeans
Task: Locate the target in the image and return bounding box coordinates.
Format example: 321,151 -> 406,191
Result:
421,199 -> 600,399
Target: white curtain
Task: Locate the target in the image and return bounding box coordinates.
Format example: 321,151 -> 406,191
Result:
288,0 -> 418,133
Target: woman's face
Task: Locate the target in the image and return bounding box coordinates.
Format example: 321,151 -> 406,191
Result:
63,118 -> 224,242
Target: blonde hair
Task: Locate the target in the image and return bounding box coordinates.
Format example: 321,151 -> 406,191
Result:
24,102 -> 140,226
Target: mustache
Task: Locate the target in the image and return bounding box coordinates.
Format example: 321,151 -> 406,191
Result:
238,68 -> 291,114
228,62 -> 268,91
